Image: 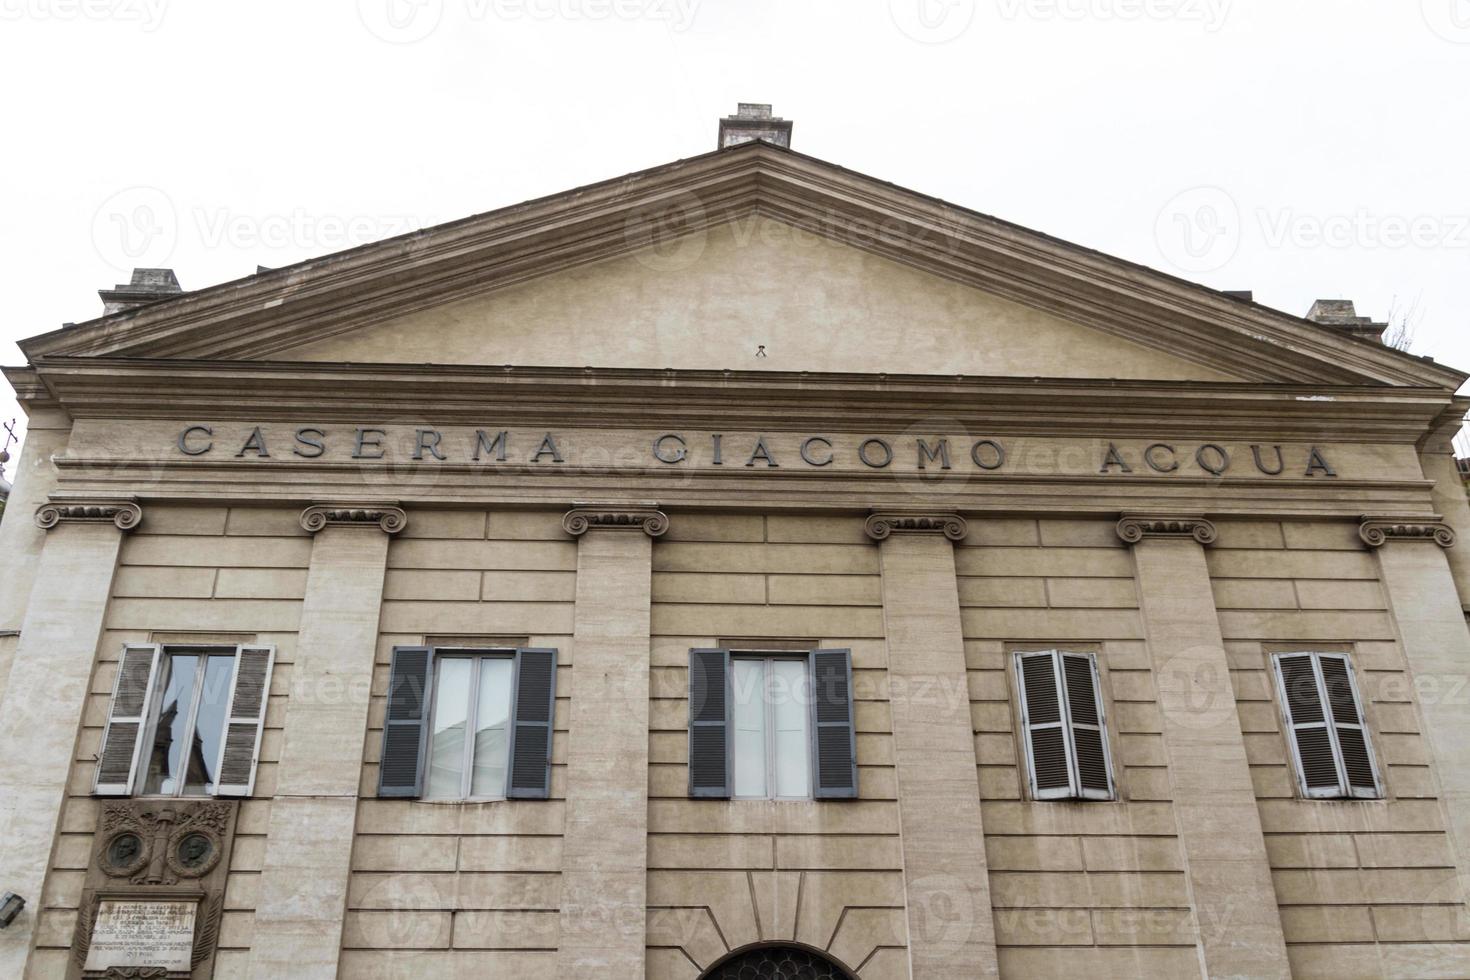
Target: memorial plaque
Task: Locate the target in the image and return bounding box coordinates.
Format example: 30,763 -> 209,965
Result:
82,900 -> 197,973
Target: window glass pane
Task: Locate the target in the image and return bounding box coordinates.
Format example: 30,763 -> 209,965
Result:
143,655 -> 199,795
770,659 -> 811,798
470,658 -> 513,797
184,655 -> 235,796
428,658 -> 472,799
732,659 -> 767,797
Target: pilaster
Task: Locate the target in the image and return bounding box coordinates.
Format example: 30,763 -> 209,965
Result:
555,505 -> 663,975
245,504 -> 403,979
0,497 -> 140,977
1360,515 -> 1470,920
1118,513 -> 1290,979
866,511 -> 1000,979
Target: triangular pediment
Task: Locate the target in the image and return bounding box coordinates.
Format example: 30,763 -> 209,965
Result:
18,142 -> 1464,391
285,215 -> 1240,382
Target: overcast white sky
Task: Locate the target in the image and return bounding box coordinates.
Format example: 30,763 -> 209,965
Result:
2,0 -> 1469,470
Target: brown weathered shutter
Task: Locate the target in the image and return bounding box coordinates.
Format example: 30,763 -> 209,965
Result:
94,644 -> 162,796
214,645 -> 275,797
1061,653 -> 1114,800
378,646 -> 433,798
810,649 -> 858,799
1017,651 -> 1073,800
1318,654 -> 1381,799
508,648 -> 557,799
688,648 -> 731,798
1275,654 -> 1343,798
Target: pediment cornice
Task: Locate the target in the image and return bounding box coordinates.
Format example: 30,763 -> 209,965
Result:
16,143 -> 1464,391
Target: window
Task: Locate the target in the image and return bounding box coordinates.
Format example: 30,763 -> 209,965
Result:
427,654 -> 514,800
687,648 -> 857,800
1014,650 -> 1115,801
1272,652 -> 1382,800
95,643 -> 275,798
378,646 -> 557,800
732,657 -> 812,799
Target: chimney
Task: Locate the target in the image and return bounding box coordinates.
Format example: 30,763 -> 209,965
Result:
99,268 -> 182,316
718,103 -> 793,150
1306,298 -> 1388,344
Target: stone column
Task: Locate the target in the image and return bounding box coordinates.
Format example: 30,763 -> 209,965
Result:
1361,516 -> 1470,915
0,499 -> 141,977
246,505 -> 403,980
0,411 -> 70,706
866,512 -> 1000,980
555,506 -> 664,975
1118,515 -> 1290,980
1417,448 -> 1470,610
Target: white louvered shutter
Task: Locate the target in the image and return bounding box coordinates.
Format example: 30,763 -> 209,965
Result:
1317,655 -> 1382,799
1274,654 -> 1346,799
213,645 -> 275,797
1017,651 -> 1074,800
94,644 -> 162,796
1060,653 -> 1114,801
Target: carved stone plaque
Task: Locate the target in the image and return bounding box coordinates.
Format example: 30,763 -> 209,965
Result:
83,900 -> 197,973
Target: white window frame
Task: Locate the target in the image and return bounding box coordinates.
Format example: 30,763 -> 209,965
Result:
1271,651 -> 1384,801
424,648 -> 517,802
1014,649 -> 1116,803
137,645 -> 240,799
731,654 -> 814,802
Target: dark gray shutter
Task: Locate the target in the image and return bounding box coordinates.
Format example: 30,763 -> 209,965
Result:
508,648 -> 557,799
1318,655 -> 1381,799
378,646 -> 433,798
94,644 -> 162,796
1061,653 -> 1114,800
214,645 -> 275,797
688,648 -> 731,798
1017,651 -> 1073,800
1275,654 -> 1343,799
810,649 -> 858,800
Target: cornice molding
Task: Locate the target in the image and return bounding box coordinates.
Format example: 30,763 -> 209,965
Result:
18,143 -> 1462,391
864,512 -> 968,542
1116,514 -> 1218,546
298,504 -> 407,534
562,506 -> 669,538
35,499 -> 142,532
1359,516 -> 1456,549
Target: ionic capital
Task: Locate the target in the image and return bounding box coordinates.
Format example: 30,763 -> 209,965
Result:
562,506 -> 669,538
299,504 -> 407,535
35,499 -> 142,532
1359,516 -> 1455,549
864,512 -> 967,542
1116,514 -> 1218,546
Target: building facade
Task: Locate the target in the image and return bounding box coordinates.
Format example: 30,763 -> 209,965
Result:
3,108 -> 1470,978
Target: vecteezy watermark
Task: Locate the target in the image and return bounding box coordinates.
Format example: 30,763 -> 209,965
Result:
1154,186 -> 1241,273
91,186 -> 429,274
0,0 -> 167,30
889,0 -> 976,43
357,0 -> 698,43
1257,208 -> 1470,251
1422,0 -> 1470,43
92,186 -> 179,272
995,0 -> 1230,30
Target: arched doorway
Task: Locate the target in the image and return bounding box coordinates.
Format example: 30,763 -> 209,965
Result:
697,943 -> 859,980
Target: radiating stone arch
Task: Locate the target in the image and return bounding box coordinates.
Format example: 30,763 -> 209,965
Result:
697,942 -> 859,980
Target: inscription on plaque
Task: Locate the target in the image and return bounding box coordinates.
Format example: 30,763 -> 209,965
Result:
83,900 -> 197,973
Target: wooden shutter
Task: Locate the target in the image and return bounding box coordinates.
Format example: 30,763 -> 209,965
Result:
214,645 -> 275,797
688,648 -> 732,798
1274,654 -> 1346,799
378,646 -> 434,798
94,644 -> 162,796
810,649 -> 858,799
1317,655 -> 1381,798
1016,651 -> 1074,800
508,648 -> 557,799
1060,653 -> 1114,801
